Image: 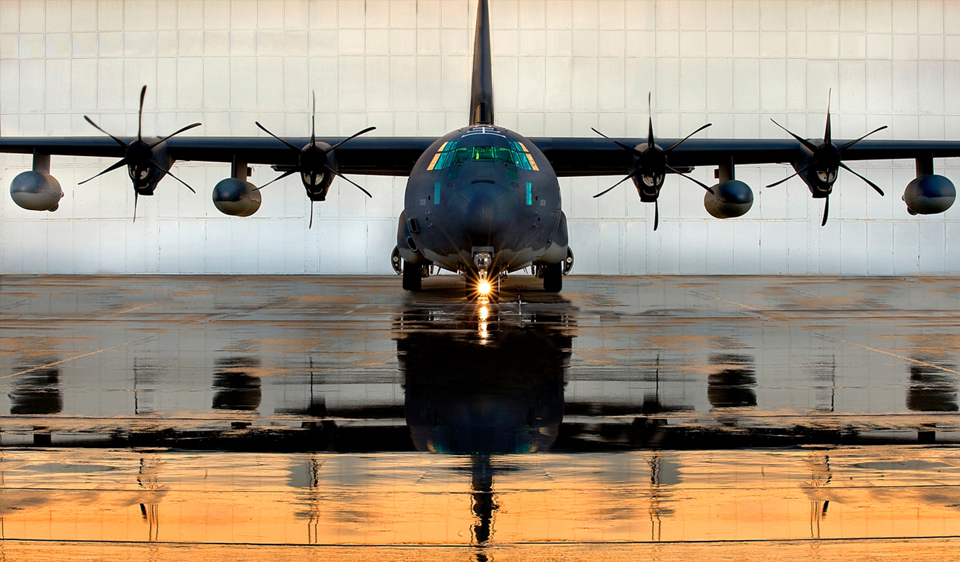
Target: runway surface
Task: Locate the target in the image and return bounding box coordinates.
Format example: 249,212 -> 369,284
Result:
1,274 -> 960,559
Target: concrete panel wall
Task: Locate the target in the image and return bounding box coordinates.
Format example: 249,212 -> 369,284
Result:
1,0 -> 959,275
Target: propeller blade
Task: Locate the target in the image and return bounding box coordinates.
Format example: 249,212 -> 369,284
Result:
83,116 -> 127,148
666,164 -> 714,194
821,195 -> 829,227
593,174 -> 634,198
664,122 -> 712,153
653,198 -> 659,231
324,164 -> 372,198
838,125 -> 888,152
133,191 -> 138,223
824,88 -> 832,145
138,85 -> 147,141
591,128 -> 644,157
647,93 -> 655,147
311,91 -> 316,146
150,162 -> 197,194
839,162 -> 884,196
766,162 -> 813,188
309,199 -> 315,229
325,126 -> 377,153
148,123 -> 202,149
770,118 -> 819,152
255,122 -> 301,152
254,168 -> 299,191
78,157 -> 129,185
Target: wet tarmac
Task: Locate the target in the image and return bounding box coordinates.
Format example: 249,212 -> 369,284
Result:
1,274 -> 960,559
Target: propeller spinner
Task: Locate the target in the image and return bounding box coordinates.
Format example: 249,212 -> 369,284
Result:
255,92 -> 376,228
80,85 -> 201,222
767,90 -> 887,226
592,93 -> 713,231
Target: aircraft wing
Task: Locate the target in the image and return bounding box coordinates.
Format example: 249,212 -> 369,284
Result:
0,136 -> 436,177
531,137 -> 960,177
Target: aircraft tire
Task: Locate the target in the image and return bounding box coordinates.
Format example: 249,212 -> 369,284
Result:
542,263 -> 562,292
402,261 -> 422,291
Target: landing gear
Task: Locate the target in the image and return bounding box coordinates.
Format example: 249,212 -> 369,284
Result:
402,260 -> 423,291
542,262 -> 562,292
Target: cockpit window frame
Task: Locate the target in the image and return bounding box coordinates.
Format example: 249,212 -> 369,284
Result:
426,139 -> 539,172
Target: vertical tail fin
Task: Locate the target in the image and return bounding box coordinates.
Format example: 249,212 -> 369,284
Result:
469,0 -> 494,125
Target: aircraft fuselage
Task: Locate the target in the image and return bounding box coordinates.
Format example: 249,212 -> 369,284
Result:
397,125 -> 568,278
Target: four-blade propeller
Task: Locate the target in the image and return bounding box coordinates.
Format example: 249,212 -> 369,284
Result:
767,90 -> 887,226
592,93 -> 712,231
80,85 -> 201,222
254,92 -> 376,228
75,88 -> 889,230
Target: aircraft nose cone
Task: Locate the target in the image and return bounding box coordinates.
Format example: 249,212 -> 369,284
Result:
459,181 -> 510,246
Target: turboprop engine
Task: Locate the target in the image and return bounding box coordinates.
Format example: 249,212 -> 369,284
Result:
10,154 -> 63,212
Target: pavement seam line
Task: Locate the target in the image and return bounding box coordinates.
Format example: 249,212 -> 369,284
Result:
0,337 -> 154,380
829,336 -> 960,376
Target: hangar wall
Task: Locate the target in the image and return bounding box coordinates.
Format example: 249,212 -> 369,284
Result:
1,0 -> 959,275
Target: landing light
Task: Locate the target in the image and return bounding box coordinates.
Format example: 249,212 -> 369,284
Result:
478,280 -> 492,296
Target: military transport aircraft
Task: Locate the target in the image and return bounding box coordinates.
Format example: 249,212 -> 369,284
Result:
2,0 -> 959,299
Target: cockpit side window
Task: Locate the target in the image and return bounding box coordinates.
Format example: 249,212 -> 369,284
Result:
510,141 -> 539,171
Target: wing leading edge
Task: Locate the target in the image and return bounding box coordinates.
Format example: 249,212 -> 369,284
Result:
0,136 -> 436,177
532,137 -> 960,177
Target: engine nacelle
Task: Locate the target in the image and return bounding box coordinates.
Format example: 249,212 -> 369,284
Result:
10,171 -> 63,212
903,175 -> 956,215
212,178 -> 261,217
704,180 -> 754,219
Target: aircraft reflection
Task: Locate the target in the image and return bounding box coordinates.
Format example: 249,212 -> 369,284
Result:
395,295 -> 575,545
396,298 -> 574,455
906,357 -> 958,412
804,453 -> 832,539
136,455 -> 163,542
212,357 -> 262,412
9,362 -> 62,416
707,353 -> 757,409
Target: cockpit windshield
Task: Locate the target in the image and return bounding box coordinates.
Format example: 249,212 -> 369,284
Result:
427,140 -> 539,172
453,146 -> 513,164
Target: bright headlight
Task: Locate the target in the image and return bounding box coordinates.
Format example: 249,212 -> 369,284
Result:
478,280 -> 492,295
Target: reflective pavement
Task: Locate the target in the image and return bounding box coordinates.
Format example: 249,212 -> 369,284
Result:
1,274 -> 960,559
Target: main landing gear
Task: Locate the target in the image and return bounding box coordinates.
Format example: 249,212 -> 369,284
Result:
536,248 -> 572,293
402,260 -> 428,291
541,262 -> 562,292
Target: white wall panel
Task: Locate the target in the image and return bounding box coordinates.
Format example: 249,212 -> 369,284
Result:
1,0 -> 959,275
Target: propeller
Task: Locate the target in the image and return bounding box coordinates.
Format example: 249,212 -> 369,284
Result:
79,85 -> 201,222
254,92 -> 376,228
767,89 -> 887,226
592,93 -> 712,231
